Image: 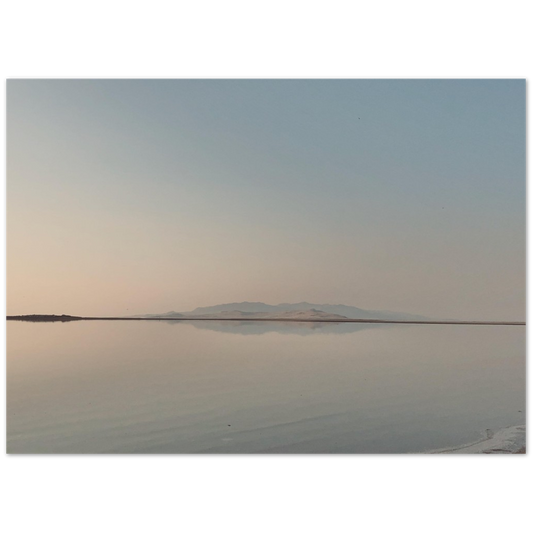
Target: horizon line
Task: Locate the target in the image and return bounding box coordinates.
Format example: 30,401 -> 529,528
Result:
6,315 -> 526,326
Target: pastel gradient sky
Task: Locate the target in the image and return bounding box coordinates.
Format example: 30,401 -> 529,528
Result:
7,80 -> 525,320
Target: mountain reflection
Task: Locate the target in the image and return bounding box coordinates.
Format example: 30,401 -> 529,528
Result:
163,320 -> 392,336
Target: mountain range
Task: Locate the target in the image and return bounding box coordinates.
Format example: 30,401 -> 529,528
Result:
138,302 -> 426,321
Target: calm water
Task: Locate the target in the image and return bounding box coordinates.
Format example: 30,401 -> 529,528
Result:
7,320 -> 525,453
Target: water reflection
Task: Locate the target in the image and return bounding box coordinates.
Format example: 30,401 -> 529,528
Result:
162,320 -> 390,336
7,321 -> 525,453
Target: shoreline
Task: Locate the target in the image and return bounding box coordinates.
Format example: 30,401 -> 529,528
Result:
6,315 -> 526,326
430,425 -> 526,454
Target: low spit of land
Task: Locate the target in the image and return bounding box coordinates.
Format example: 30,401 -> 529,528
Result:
6,314 -> 526,326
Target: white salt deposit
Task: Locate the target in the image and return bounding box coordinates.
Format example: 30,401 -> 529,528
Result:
432,425 -> 525,454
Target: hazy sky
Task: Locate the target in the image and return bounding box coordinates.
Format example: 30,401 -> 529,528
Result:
7,80 -> 525,320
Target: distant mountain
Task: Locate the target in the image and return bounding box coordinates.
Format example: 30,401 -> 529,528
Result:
187,302 -> 280,315
185,309 -> 348,320
264,309 -> 348,320
134,311 -> 185,318
141,302 -> 425,321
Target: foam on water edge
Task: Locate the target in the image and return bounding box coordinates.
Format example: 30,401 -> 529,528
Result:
430,425 -> 525,454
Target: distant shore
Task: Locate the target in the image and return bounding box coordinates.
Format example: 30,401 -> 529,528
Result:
6,315 -> 526,326
7,314 -> 86,322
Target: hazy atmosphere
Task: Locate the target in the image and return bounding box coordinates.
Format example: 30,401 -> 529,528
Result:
7,80 -> 525,320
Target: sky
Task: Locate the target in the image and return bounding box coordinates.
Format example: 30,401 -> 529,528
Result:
6,79 -> 525,320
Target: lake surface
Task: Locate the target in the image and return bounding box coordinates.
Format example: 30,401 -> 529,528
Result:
7,320 -> 525,453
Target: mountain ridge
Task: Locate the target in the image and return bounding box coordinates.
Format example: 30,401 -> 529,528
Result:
139,302 -> 426,321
